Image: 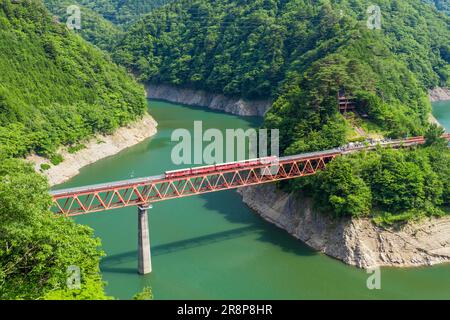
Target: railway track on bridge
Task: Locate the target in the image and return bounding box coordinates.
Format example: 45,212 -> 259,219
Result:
48,134 -> 449,274
50,134 -> 450,216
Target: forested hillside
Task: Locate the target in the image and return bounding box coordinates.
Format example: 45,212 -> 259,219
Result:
47,0 -> 171,25
44,0 -> 172,49
114,0 -> 450,222
115,0 -> 449,141
116,0 -> 449,93
0,0 -> 448,299
0,0 -> 149,299
306,127 -> 450,224
423,0 -> 450,15
0,159 -> 110,299
0,0 -> 147,161
44,0 -> 122,49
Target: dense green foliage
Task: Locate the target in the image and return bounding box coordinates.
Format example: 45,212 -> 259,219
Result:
0,0 -> 152,299
49,0 -> 171,25
44,0 -> 123,50
424,123 -> 448,148
115,0 -> 448,149
423,0 -> 450,15
0,0 -> 448,300
44,0 -> 172,49
115,0 -> 449,93
114,0 -> 449,223
0,0 -> 147,160
0,159 -> 109,299
300,137 -> 450,224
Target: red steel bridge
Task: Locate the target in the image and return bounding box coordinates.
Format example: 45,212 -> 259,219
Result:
50,135 -> 449,216
49,134 -> 450,274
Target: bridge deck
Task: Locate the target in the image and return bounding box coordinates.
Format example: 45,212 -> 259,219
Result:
49,134 -> 450,216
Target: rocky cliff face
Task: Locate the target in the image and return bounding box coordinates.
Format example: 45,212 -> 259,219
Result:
239,185 -> 450,269
430,87 -> 450,102
147,82 -> 450,269
146,83 -> 271,116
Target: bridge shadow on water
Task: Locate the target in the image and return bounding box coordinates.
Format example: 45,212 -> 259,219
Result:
199,190 -> 317,257
101,225 -> 263,274
101,188 -> 316,275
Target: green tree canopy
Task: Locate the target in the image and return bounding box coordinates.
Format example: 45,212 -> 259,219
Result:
0,0 -> 148,159
0,159 -> 108,299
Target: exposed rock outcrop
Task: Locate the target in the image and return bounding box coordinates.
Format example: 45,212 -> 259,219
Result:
239,184 -> 450,269
27,113 -> 158,186
146,83 -> 271,116
430,87 -> 450,102
146,83 -> 450,268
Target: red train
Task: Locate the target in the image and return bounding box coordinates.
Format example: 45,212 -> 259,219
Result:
165,156 -> 278,179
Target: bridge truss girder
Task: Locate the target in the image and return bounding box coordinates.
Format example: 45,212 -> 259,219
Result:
52,155 -> 336,216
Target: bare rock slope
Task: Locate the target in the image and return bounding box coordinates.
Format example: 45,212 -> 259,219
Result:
146,83 -> 271,116
28,114 -> 158,186
239,185 -> 450,269
430,87 -> 450,102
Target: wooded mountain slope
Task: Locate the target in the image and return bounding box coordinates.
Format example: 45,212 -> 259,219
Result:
115,0 -> 449,95
114,0 -> 450,222
115,0 -> 449,142
423,0 -> 450,15
0,0 -> 147,160
0,0 -> 152,299
44,0 -> 172,49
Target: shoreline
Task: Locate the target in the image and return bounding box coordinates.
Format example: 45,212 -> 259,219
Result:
27,113 -> 158,186
429,113 -> 443,128
146,83 -> 271,117
31,83 -> 449,267
239,185 -> 450,269
430,87 -> 450,103
429,87 -> 449,129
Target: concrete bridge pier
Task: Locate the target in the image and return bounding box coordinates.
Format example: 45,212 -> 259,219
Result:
138,204 -> 152,275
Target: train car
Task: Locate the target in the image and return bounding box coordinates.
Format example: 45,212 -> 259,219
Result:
244,156 -> 278,166
215,156 -> 278,171
215,161 -> 238,171
165,168 -> 192,179
235,158 -> 261,168
191,164 -> 217,175
403,136 -> 424,143
165,156 -> 280,179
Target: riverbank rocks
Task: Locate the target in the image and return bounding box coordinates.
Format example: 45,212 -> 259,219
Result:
146,83 -> 271,117
27,113 -> 158,186
430,87 -> 450,102
238,185 -> 450,269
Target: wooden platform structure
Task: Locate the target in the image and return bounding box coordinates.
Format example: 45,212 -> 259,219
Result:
338,90 -> 356,113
